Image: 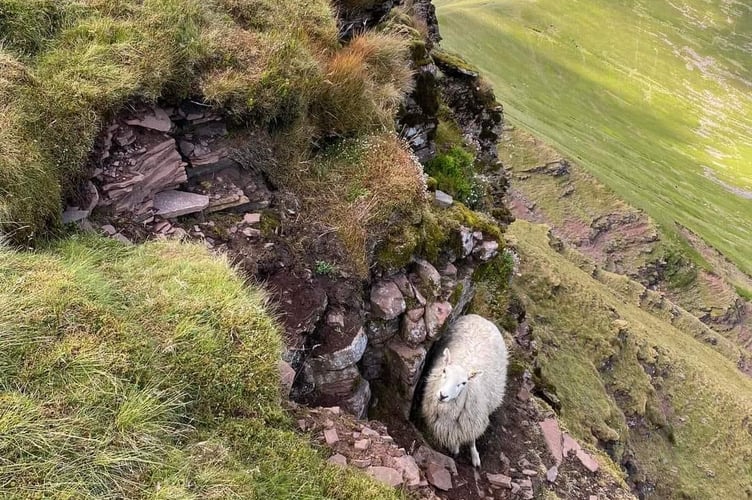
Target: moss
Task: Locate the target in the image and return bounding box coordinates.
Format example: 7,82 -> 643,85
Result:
424,147 -> 482,207
449,281 -> 465,306
447,202 -> 503,242
260,209 -> 281,237
432,47 -> 480,75
375,222 -> 420,271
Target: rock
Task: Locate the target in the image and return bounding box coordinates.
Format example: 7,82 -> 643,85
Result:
62,209 -> 90,224
125,107 -> 172,132
394,455 -> 421,487
473,240 -> 500,262
351,459 -> 372,468
546,465 -> 558,483
171,227 -> 188,239
326,311 -> 345,328
344,377 -> 371,419
243,212 -> 262,224
522,469 -> 537,476
153,190 -> 209,218
361,427 -> 379,437
279,360 -> 295,396
459,226 -> 474,257
370,281 -> 406,320
360,345 -> 385,380
406,308 -> 425,322
327,454 -> 347,467
324,428 -> 339,445
414,259 -> 442,299
392,274 -> 414,298
101,224 -> 117,236
439,262 -> 458,278
426,463 -> 452,491
424,301 -> 452,339
326,406 -> 341,415
434,190 -> 453,208
589,496 -> 598,500
368,466 -> 403,487
354,439 -> 370,451
111,233 -> 132,245
309,327 -> 368,372
386,340 -> 427,387
242,227 -> 261,238
511,482 -> 521,494
401,316 -> 427,345
539,418 -> 564,465
365,319 -> 399,344
414,445 -> 457,475
310,365 -> 361,398
575,448 -> 600,473
518,478 -> 533,488
486,473 -> 512,489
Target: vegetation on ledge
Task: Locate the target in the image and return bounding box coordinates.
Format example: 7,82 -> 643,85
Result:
0,235 -> 398,499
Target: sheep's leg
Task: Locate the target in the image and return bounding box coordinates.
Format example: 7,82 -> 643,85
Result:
451,444 -> 459,456
470,440 -> 481,468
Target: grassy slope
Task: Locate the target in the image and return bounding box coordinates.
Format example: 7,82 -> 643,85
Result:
0,0 -> 413,242
0,235 -> 397,499
434,0 -> 752,277
508,220 -> 752,498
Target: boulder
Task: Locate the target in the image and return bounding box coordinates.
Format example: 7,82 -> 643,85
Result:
401,316 -> 427,345
367,466 -> 403,488
473,240 -> 500,261
425,463 -> 452,491
308,327 -> 368,372
365,319 -> 399,345
424,301 -> 452,339
413,259 -> 442,299
386,340 -> 427,387
370,281 -> 406,320
414,445 -> 457,475
393,455 -> 421,487
153,190 -> 209,219
344,377 -> 371,419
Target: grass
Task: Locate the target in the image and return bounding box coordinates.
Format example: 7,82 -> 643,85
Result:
0,0 -> 413,244
434,0 -> 752,278
0,234 -> 399,499
424,146 -> 482,207
508,219 -> 752,498
291,133 -> 428,276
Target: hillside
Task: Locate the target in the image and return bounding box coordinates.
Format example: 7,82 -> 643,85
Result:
434,0 -> 752,279
506,220 -> 752,498
2,0 -> 752,498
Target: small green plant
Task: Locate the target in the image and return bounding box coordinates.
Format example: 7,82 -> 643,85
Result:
315,260 -> 337,276
424,146 -> 482,207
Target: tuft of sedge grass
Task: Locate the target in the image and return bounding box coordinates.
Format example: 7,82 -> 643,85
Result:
292,133 -> 428,276
0,234 -> 398,498
314,31 -> 415,136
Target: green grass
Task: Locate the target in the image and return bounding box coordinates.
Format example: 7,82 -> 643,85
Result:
0,234 -> 398,499
0,0 -> 413,244
435,0 -> 752,277
508,220 -> 752,499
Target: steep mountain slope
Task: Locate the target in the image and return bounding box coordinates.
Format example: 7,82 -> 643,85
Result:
507,220 -> 752,498
435,0 -> 752,278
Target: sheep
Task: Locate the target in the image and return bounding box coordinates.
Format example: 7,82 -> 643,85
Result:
420,314 -> 508,468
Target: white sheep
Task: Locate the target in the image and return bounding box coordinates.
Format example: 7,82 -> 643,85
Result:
420,314 -> 508,468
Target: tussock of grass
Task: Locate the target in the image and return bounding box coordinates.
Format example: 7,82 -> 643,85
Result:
315,32 -> 414,136
0,235 -> 398,498
292,133 -> 427,275
508,220 -> 752,498
0,0 -> 412,243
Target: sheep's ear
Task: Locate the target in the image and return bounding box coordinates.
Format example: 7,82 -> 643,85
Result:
442,348 -> 451,367
468,370 -> 483,380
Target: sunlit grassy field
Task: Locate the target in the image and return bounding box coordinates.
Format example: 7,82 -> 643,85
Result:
435,0 -> 752,276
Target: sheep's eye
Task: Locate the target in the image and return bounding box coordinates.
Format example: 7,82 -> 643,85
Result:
442,369 -> 446,375
462,382 -> 467,386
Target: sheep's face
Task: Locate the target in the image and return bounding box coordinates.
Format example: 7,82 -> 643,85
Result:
436,348 -> 481,403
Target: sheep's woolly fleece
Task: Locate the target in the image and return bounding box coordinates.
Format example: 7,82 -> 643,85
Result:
421,314 -> 508,454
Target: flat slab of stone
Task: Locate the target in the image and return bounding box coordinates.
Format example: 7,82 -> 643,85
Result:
125,107 -> 172,132
426,463 -> 452,491
487,473 -> 512,489
434,190 -> 453,208
154,190 -> 209,218
367,466 -> 403,487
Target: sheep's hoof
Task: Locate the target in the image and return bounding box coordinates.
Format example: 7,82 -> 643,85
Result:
470,447 -> 481,468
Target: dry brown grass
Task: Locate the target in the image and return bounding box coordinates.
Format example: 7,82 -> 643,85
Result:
314,31 -> 414,136
294,133 -> 427,275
